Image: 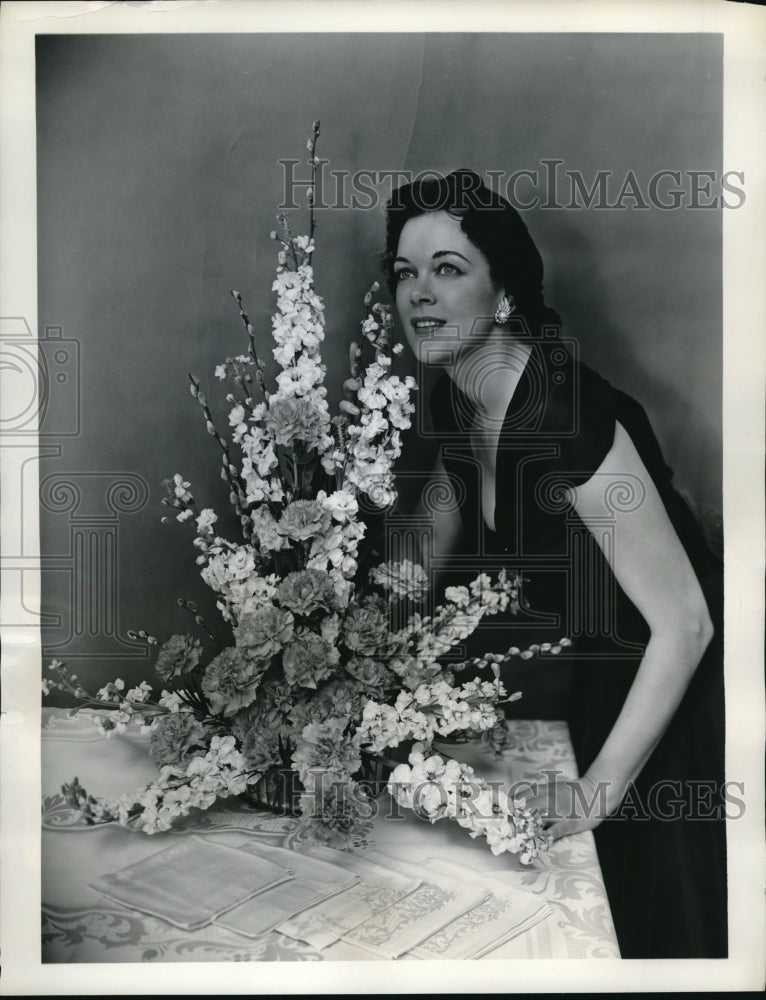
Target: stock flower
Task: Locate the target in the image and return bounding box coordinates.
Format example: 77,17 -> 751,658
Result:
154,634 -> 203,682
282,627 -> 340,689
158,689 -> 183,713
149,712 -> 207,767
275,355 -> 324,396
277,500 -> 332,541
200,646 -> 265,717
96,679 -> 125,703
277,568 -> 337,616
195,508 -> 218,536
234,606 -> 295,663
321,489 -> 358,523
250,506 -> 289,553
444,585 -> 470,608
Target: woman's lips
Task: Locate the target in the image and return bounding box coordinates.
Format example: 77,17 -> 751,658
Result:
410,317 -> 446,335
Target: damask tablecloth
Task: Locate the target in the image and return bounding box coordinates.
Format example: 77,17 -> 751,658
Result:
41,708 -> 619,962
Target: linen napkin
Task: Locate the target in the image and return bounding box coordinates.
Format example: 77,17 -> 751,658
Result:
88,835 -> 293,931
276,845 -> 421,950
409,857 -> 552,960
339,850 -> 488,959
214,841 -> 359,937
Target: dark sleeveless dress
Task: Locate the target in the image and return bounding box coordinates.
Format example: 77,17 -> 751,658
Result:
429,339 -> 727,959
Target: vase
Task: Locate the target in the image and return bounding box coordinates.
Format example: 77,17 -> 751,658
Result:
244,767 -> 302,816
242,746 -> 412,817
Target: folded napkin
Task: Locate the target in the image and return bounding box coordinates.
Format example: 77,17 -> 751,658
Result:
214,841 -> 359,937
409,857 -> 552,960
88,835 -> 293,931
276,845 -> 421,950
339,850 -> 488,960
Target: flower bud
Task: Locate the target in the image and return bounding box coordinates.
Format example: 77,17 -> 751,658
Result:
339,400 -> 361,417
206,420 -> 216,435
269,230 -> 278,240
197,392 -> 207,408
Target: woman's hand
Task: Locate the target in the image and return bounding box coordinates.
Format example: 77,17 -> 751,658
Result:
526,772 -> 625,841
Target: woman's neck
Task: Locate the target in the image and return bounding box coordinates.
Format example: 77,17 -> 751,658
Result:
445,334 -> 533,428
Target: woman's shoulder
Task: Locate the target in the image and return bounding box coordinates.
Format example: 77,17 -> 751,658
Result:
529,345 -> 620,484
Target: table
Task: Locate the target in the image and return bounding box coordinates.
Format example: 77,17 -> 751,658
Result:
41,708 -> 619,962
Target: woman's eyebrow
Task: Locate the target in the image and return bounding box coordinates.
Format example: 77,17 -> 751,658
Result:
394,250 -> 471,264
433,250 -> 470,263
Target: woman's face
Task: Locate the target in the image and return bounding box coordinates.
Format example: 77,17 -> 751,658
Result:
393,210 -> 502,365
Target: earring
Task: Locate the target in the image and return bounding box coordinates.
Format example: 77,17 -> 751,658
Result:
494,295 -> 516,324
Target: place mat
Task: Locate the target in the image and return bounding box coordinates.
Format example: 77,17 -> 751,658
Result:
88,835 -> 293,931
276,845 -> 421,950
214,841 -> 359,937
340,850 -> 488,959
410,857 -> 552,960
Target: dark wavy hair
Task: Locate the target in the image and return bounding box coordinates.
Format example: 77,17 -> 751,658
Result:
382,169 -> 559,336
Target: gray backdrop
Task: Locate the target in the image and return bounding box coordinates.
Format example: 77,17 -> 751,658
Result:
36,33 -> 722,695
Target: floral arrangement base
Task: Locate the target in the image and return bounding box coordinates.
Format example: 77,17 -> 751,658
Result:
243,748 -> 409,816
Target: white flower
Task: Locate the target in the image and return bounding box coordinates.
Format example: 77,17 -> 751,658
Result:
214,364 -> 227,380
158,690 -> 183,713
444,586 -> 470,608
321,489 -> 359,523
251,506 -> 289,553
195,508 -> 217,535
173,474 -> 192,501
125,681 -> 152,704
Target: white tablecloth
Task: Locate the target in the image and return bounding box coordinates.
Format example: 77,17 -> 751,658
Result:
41,708 -> 619,962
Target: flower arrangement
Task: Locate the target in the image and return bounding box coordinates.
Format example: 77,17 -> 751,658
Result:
47,123 -> 561,863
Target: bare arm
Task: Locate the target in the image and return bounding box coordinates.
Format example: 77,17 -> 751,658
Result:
540,421 -> 714,835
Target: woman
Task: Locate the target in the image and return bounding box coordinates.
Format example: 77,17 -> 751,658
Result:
382,170 -> 727,959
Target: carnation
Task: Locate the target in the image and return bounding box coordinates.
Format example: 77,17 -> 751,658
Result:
200,647 -> 265,717
344,656 -> 392,691
370,559 -> 429,601
292,717 -> 362,785
149,712 -> 207,767
341,606 -> 390,657
277,499 -> 332,541
234,606 -> 294,663
154,634 -> 203,682
277,568 -> 337,615
264,394 -> 328,449
282,627 -> 340,689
